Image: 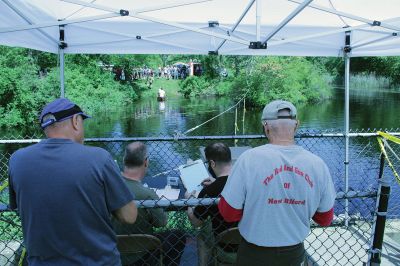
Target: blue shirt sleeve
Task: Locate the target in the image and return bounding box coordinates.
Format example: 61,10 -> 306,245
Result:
102,152 -> 134,212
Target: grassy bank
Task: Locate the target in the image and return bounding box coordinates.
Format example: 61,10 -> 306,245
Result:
140,78 -> 181,99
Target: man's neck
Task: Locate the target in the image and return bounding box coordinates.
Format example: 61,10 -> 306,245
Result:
269,139 -> 295,146
122,168 -> 144,182
215,165 -> 231,178
268,134 -> 295,146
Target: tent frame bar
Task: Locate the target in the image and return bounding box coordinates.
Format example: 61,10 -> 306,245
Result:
215,0 -> 256,53
63,0 -> 250,46
2,0 -> 58,44
0,13 -> 121,34
289,0 -> 400,32
262,0 -> 313,44
223,17 -> 400,54
352,34 -> 398,50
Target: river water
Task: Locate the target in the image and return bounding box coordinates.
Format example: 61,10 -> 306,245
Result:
84,87 -> 400,138
2,87 -> 399,217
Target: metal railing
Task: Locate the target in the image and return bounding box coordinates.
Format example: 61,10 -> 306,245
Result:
0,129 -> 399,265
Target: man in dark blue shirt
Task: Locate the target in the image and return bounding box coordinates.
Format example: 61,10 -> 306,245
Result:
8,98 -> 137,266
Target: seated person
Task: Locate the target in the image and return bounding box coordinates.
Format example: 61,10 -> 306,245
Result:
186,142 -> 238,265
113,142 -> 185,266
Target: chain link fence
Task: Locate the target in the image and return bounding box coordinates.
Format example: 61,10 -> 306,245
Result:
0,129 -> 399,265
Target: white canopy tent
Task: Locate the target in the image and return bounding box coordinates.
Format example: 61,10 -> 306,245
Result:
1,1 -> 399,263
0,0 -> 399,56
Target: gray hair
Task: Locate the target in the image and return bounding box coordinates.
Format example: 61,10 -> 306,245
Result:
123,142 -> 148,168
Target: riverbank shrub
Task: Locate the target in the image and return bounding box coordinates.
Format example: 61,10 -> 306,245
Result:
179,76 -> 210,98
0,47 -> 52,128
0,48 -> 139,129
231,57 -> 332,106
179,57 -> 332,107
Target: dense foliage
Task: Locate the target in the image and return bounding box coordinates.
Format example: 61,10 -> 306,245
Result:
180,56 -> 332,107
230,57 -> 332,106
1,45 -> 400,128
0,48 -> 140,129
311,57 -> 400,85
0,47 -> 54,128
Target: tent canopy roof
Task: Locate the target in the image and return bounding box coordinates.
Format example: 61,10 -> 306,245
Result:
1,0 -> 400,57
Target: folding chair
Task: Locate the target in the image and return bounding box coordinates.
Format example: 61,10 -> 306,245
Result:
117,234 -> 162,266
213,227 -> 241,266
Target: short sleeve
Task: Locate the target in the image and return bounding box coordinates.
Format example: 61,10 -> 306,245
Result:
220,156 -> 246,210
317,163 -> 336,212
102,152 -> 134,212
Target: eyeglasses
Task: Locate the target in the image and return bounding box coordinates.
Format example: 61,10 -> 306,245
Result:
203,160 -> 216,167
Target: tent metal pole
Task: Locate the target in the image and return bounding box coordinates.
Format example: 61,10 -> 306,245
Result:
59,48 -> 65,98
262,0 -> 313,44
222,21 -> 374,54
368,151 -> 390,265
0,13 -> 120,34
2,0 -> 58,44
62,0 -> 250,46
215,0 -> 255,52
289,0 -> 400,32
344,52 -> 350,227
352,35 -> 397,50
1,0 -> 213,34
63,0 -> 212,14
225,17 -> 400,53
256,0 -> 261,41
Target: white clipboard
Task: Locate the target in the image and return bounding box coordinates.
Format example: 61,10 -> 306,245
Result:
178,159 -> 209,196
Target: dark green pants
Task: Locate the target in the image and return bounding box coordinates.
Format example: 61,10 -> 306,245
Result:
236,237 -> 305,266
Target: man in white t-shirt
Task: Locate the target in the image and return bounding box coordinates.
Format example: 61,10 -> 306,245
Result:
158,87 -> 166,99
218,100 -> 336,266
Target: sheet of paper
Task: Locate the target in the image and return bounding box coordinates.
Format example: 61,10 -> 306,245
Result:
155,186 -> 180,200
179,159 -> 209,195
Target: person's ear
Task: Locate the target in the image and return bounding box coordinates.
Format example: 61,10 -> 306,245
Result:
295,119 -> 300,131
71,114 -> 80,131
210,160 -> 216,169
262,122 -> 269,137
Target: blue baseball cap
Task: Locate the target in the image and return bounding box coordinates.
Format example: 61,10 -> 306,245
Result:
39,98 -> 91,129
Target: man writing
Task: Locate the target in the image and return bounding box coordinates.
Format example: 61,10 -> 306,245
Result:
186,142 -> 237,265
8,98 -> 137,265
218,100 -> 336,266
113,142 -> 185,266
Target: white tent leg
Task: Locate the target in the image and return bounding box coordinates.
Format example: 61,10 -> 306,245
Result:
344,53 -> 350,226
59,48 -> 65,98
256,0 -> 261,41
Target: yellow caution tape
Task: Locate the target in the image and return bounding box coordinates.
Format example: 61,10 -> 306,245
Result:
0,180 -> 8,193
377,131 -> 400,145
18,247 -> 26,266
377,134 -> 400,184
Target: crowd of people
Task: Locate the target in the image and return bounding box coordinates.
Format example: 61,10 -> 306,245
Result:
114,64 -> 194,83
8,97 -> 336,266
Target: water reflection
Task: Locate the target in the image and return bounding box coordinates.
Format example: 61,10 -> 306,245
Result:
1,87 -> 399,216
82,87 -> 399,138
159,101 -> 165,112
